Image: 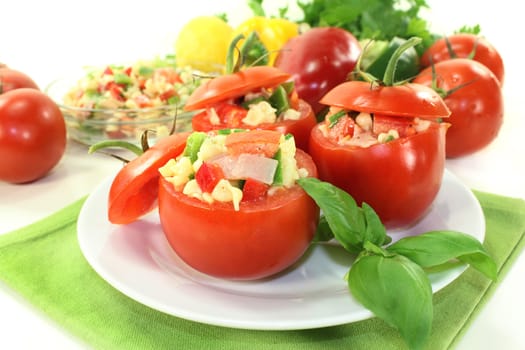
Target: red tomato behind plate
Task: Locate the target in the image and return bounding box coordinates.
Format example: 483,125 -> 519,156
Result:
420,33 -> 504,85
0,88 -> 66,183
413,58 -> 503,158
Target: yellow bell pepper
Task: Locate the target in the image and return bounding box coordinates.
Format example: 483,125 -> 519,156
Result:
233,17 -> 299,66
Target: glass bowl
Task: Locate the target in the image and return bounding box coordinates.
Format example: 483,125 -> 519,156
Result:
45,71 -> 198,146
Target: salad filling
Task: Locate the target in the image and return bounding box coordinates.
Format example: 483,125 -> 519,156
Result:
319,107 -> 433,147
159,129 -> 309,210
64,59 -> 201,112
200,82 -> 301,128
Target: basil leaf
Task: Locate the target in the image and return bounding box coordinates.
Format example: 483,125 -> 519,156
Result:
362,202 -> 389,246
297,178 -> 366,253
348,253 -> 433,350
387,230 -> 497,280
312,215 -> 334,243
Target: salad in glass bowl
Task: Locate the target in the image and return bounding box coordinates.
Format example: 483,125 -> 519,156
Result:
45,56 -> 204,145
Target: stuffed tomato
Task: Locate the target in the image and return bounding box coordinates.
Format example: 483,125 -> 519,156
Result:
309,81 -> 450,229
183,66 -> 316,151
157,129 -> 319,280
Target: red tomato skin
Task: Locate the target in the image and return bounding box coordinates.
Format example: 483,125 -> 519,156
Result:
309,122 -> 448,229
420,33 -> 504,85
0,88 -> 66,183
158,149 -> 319,280
0,67 -> 40,92
413,58 -> 503,158
274,27 -> 361,114
184,66 -> 291,111
108,132 -> 190,224
192,99 -> 317,151
320,81 -> 450,120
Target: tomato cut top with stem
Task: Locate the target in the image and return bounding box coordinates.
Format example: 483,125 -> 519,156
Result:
320,81 -> 450,120
186,64 -> 317,151
320,36 -> 450,121
184,66 -> 290,111
108,132 -> 190,224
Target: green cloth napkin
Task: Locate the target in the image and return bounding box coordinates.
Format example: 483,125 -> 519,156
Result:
0,191 -> 524,350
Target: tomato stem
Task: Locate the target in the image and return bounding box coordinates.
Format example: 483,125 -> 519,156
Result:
444,36 -> 457,59
383,36 -> 422,86
88,140 -> 144,157
429,61 -> 478,99
225,34 -> 245,74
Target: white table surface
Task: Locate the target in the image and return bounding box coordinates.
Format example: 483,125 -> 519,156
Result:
1,1 -> 523,349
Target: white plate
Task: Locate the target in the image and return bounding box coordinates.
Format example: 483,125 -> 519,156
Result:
77,169 -> 485,330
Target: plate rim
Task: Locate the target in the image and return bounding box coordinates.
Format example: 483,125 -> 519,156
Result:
77,169 -> 485,330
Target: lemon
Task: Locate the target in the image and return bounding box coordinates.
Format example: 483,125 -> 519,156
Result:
175,16 -> 234,73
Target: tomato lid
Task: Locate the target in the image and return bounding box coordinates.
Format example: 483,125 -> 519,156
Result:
320,81 -> 450,119
184,66 -> 291,111
108,132 -> 190,224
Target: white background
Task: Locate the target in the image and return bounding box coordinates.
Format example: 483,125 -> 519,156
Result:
1,0 -> 524,349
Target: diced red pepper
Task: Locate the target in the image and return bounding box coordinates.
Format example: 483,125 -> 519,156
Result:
241,177 -> 270,202
154,68 -> 183,84
212,103 -> 248,128
124,66 -> 133,76
105,82 -> 125,102
160,89 -> 177,102
195,162 -> 225,193
103,66 -> 114,75
373,114 -> 417,137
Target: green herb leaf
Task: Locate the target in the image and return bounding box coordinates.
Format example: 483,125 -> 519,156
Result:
247,0 -> 265,16
269,84 -> 290,115
295,0 -> 436,53
387,230 -> 498,280
455,24 -> 481,34
328,110 -> 347,128
362,202 -> 390,246
348,253 -> 433,350
312,215 -> 334,242
297,177 -> 367,253
240,31 -> 270,67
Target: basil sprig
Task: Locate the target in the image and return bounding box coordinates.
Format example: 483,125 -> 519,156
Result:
297,177 -> 497,350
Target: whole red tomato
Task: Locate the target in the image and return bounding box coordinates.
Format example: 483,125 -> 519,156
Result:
413,58 -> 503,158
0,66 -> 40,92
274,27 -> 361,115
309,80 -> 450,229
158,147 -> 319,280
420,33 -> 504,85
0,88 -> 66,183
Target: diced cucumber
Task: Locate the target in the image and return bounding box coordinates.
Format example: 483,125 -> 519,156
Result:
273,148 -> 284,186
273,134 -> 298,187
241,96 -> 266,109
183,132 -> 207,162
269,85 -> 290,116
